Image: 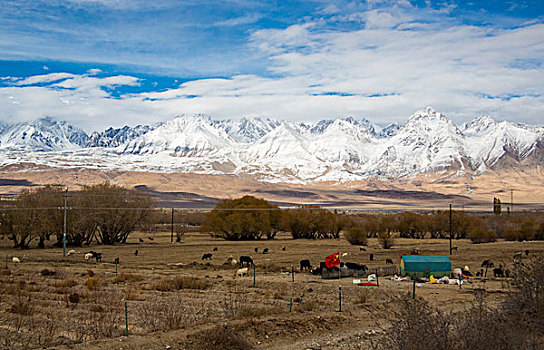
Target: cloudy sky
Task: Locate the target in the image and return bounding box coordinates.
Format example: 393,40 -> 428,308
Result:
0,0 -> 543,132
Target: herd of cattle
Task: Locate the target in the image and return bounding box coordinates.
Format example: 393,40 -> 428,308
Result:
42,245 -> 533,281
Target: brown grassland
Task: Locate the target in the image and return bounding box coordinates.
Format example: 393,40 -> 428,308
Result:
1,230 -> 542,349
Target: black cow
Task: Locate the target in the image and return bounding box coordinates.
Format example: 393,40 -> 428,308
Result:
300,259 -> 312,271
202,253 -> 213,260
481,260 -> 494,268
345,262 -> 367,271
386,258 -> 394,265
240,256 -> 254,267
262,248 -> 269,254
493,267 -> 504,278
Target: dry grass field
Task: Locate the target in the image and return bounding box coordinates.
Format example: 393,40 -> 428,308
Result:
1,230 -> 542,350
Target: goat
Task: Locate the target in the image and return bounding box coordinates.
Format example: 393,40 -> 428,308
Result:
525,249 -> 530,256
239,256 -> 254,267
213,247 -> 218,251
386,258 -> 394,265
236,267 -> 248,277
369,253 -> 374,261
281,246 -> 286,251
255,248 -> 258,253
12,257 -> 20,264
359,247 -> 366,252
134,250 -> 138,256
262,248 -> 269,254
300,259 -> 312,271
148,237 -> 154,241
201,253 -> 213,260
139,238 -> 144,243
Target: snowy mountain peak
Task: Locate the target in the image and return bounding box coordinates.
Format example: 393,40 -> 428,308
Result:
463,116 -> 497,134
0,117 -> 88,151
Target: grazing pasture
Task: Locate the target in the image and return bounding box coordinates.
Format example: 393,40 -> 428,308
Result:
0,231 -> 542,349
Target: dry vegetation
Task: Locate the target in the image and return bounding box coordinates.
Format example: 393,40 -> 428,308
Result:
0,229 -> 543,349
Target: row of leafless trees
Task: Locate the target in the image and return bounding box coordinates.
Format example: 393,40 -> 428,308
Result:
0,184 -> 154,248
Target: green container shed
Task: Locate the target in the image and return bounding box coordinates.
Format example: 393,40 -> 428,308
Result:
400,255 -> 452,278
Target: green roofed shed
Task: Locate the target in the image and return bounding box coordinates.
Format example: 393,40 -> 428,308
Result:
400,255 -> 452,278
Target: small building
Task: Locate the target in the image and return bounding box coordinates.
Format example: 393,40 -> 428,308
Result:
400,255 -> 452,278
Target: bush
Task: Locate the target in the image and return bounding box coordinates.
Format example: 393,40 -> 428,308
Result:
186,324 -> 254,350
344,223 -> 368,246
201,196 -> 281,240
378,230 -> 394,249
152,276 -> 209,292
85,276 -> 102,291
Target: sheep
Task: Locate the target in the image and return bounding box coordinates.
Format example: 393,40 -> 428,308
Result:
12,257 -> 20,264
236,267 -> 248,277
67,249 -> 77,256
342,252 -> 348,257
84,253 -> 93,260
226,255 -> 233,262
231,259 -> 238,266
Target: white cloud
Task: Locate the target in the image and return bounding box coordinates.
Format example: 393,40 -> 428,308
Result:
0,4 -> 543,130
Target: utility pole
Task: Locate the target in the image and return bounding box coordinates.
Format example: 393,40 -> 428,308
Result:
511,189 -> 514,214
63,188 -> 67,257
449,203 -> 452,255
170,208 -> 174,243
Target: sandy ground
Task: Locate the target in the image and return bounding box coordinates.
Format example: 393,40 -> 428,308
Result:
1,167 -> 543,211
0,231 -> 541,350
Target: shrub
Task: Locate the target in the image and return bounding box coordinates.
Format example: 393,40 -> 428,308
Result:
186,324 -> 254,350
85,276 -> 102,291
344,224 -> 368,246
152,276 -> 209,292
68,292 -> 80,304
40,268 -> 56,276
378,230 -> 394,249
114,272 -> 143,284
54,279 -> 78,288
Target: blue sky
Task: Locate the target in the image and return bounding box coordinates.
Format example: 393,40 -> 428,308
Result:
0,0 -> 543,131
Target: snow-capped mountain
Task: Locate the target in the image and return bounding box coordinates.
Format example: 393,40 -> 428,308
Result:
212,117 -> 280,143
0,108 -> 542,183
121,115 -> 236,158
86,124 -> 158,148
0,117 -> 88,151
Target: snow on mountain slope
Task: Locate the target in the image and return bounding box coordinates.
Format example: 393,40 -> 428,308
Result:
212,117 -> 280,143
121,115 -> 236,159
0,108 -> 542,183
363,107 -> 466,177
86,124 -> 158,148
0,117 -> 88,151
463,116 -> 544,172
